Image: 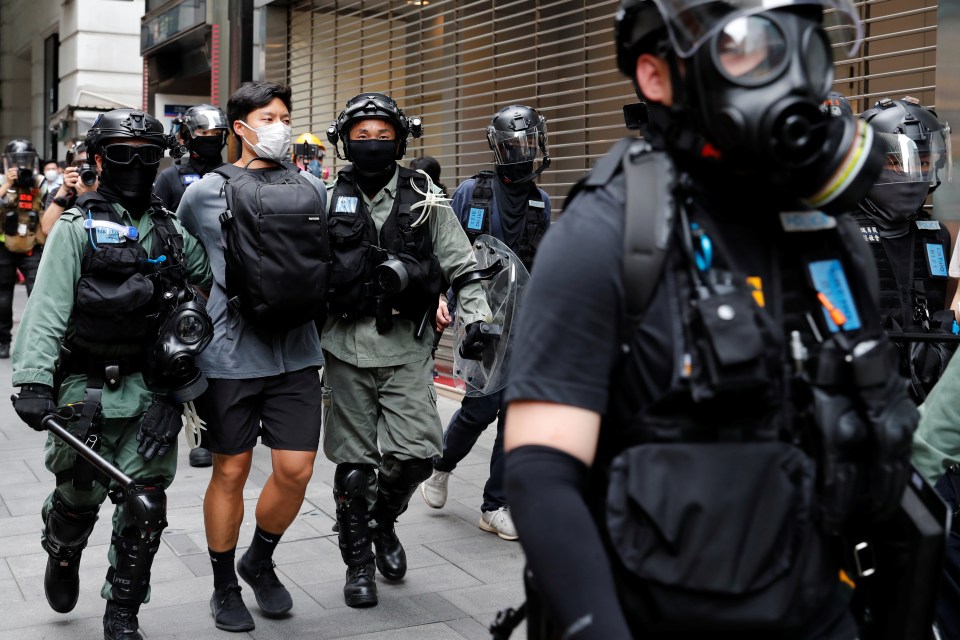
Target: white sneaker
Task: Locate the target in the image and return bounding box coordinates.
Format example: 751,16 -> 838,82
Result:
479,507 -> 519,541
420,470 -> 450,509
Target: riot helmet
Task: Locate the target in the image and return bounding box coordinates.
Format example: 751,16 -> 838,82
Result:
3,139 -> 39,188
172,104 -> 227,164
859,97 -> 952,235
327,92 -> 423,163
613,0 -> 882,215
85,109 -> 173,208
486,105 -> 550,185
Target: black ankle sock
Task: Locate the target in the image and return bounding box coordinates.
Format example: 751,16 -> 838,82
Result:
246,525 -> 283,564
209,547 -> 237,590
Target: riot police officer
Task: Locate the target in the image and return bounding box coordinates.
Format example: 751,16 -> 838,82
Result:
502,1 -> 927,638
420,105 -> 551,541
322,92 -> 490,608
0,138 -> 49,358
153,104 -> 228,211
853,97 -> 954,402
11,108 -> 212,640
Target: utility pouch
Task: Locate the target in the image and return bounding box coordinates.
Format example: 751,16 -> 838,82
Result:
690,289 -> 769,400
85,245 -> 147,278
327,214 -> 369,308
606,441 -> 832,631
74,274 -> 154,342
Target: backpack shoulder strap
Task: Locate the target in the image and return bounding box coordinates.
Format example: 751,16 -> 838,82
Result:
621,141 -> 676,324
212,163 -> 243,181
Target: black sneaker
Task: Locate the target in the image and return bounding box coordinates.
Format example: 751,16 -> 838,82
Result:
103,600 -> 142,640
189,447 -> 213,468
0,343 -> 10,359
210,584 -> 255,632
237,551 -> 293,616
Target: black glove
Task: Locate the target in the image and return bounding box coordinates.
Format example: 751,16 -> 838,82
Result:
459,321 -> 488,360
12,384 -> 55,431
137,401 -> 183,461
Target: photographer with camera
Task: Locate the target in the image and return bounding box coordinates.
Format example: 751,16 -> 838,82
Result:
42,141 -> 99,235
0,138 -> 50,358
10,108 -> 212,640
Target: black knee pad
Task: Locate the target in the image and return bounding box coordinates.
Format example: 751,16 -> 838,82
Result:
41,491 -> 100,560
117,481 -> 167,534
380,457 -> 434,488
334,464 -> 375,502
108,527 -> 163,607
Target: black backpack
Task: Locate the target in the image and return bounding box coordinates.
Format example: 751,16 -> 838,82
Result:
214,159 -> 330,331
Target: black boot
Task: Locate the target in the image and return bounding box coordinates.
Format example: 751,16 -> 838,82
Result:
44,554 -> 81,614
41,493 -> 99,614
371,459 -> 433,582
344,561 -> 378,608
334,464 -> 378,607
372,521 -> 406,581
103,600 -> 142,640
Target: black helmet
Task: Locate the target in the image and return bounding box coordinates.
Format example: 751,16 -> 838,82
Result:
486,105 -> 550,185
85,109 -> 172,158
173,104 -> 228,139
326,92 -> 422,161
615,0 -> 668,76
861,97 -> 952,191
3,138 -> 39,174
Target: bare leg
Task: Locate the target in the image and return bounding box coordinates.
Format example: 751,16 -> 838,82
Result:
204,451 -> 254,551
255,449 -> 317,533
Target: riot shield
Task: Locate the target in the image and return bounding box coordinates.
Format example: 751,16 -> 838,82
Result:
453,234 -> 530,397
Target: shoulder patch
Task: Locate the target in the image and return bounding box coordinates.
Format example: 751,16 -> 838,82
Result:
779,211 -> 837,232
335,196 -> 358,214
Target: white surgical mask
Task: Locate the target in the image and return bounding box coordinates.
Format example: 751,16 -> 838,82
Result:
239,120 -> 292,161
44,170 -> 59,183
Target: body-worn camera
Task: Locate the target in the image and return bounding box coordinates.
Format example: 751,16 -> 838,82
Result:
76,162 -> 97,186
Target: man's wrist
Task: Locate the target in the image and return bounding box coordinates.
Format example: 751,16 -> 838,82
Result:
52,194 -> 74,208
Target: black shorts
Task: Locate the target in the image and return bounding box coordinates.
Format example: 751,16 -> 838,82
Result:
194,367 -> 323,454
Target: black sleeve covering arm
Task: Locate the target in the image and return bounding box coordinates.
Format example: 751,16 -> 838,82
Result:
505,445 -> 633,640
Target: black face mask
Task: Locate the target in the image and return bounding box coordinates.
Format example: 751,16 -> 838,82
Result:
672,8 -> 883,214
349,140 -> 397,177
188,136 -> 225,166
496,161 -> 534,185
862,178 -> 930,234
100,160 -> 158,214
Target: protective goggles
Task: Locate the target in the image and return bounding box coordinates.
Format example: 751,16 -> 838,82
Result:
102,143 -> 164,166
651,0 -> 862,59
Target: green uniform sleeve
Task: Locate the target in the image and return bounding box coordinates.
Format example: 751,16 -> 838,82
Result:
11,214 -> 85,387
428,195 -> 490,326
173,217 -> 212,289
912,352 -> 960,484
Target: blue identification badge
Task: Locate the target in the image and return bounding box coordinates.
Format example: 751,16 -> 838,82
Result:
335,196 -> 358,214
180,174 -> 201,186
528,200 -> 545,209
926,243 -> 948,278
467,207 -> 485,231
83,218 -> 138,244
807,259 -> 861,333
916,220 -> 941,231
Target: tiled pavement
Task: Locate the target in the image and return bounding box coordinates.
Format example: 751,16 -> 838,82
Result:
0,286 -> 526,639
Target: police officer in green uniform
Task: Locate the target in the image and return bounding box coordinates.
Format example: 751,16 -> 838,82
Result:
11,108 -> 212,640
502,1 -> 927,638
853,97 -> 955,402
322,92 -> 490,608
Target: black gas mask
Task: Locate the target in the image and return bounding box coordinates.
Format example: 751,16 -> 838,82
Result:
148,297 -> 213,403
678,8 -> 882,213
99,143 -> 163,208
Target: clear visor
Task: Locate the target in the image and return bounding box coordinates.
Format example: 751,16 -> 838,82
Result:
489,129 -> 545,166
3,152 -> 37,172
873,133 -> 925,185
186,109 -> 228,136
652,0 -> 862,58
926,125 -> 953,186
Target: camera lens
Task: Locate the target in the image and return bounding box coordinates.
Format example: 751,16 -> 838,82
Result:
79,164 -> 97,186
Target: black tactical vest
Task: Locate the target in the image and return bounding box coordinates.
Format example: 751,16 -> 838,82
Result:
326,165 -> 444,333
573,144 -> 885,636
464,170 -> 547,271
854,215 -> 950,331
69,193 -> 188,361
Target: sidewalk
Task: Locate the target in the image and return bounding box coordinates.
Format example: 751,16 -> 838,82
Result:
0,285 -> 526,640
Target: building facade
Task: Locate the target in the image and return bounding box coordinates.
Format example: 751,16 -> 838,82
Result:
0,0 -> 146,161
